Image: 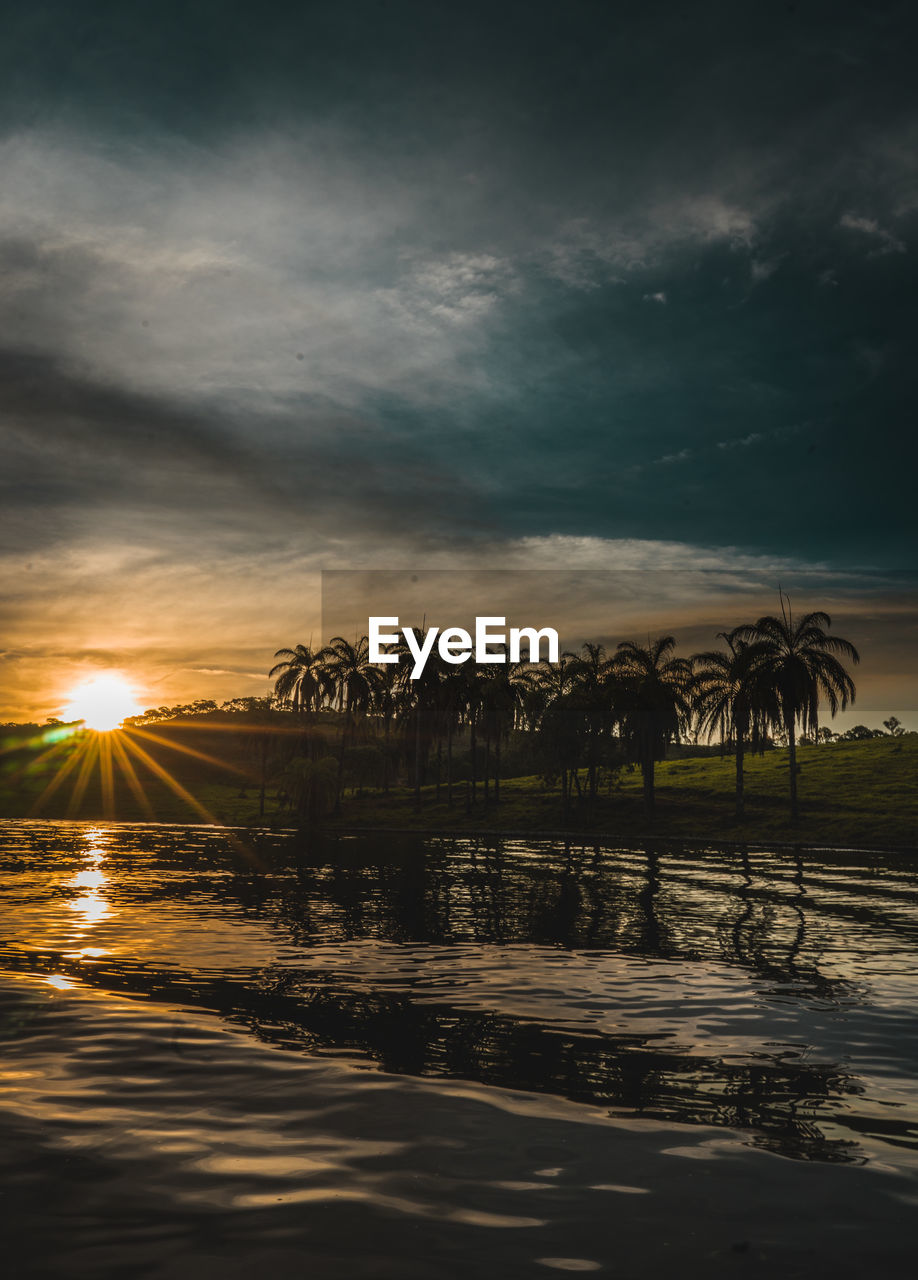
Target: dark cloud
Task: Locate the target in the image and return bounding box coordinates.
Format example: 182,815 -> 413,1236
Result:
0,340 -> 495,555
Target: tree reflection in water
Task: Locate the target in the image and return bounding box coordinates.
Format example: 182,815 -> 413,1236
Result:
5,827 -> 915,1166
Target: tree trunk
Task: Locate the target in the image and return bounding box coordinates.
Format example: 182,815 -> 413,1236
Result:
787,714 -> 799,820
470,715 -> 478,806
735,731 -> 745,821
494,728 -> 501,804
642,752 -> 655,818
484,725 -> 491,804
258,734 -> 267,819
334,708 -> 350,814
447,726 -> 453,806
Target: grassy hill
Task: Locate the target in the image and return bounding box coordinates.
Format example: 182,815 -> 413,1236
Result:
331,733 -> 918,850
1,715 -> 915,850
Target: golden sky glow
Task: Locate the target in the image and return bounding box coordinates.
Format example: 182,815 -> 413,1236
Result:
0,566 -> 913,731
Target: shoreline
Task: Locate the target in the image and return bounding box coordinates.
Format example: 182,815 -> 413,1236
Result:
327,824 -> 918,856
2,812 -> 916,858
5,736 -> 915,852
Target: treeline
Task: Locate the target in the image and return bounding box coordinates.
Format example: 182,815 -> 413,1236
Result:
268,596 -> 863,825
121,697 -> 268,725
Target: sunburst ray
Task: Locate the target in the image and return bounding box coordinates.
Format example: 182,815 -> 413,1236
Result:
109,733 -> 155,819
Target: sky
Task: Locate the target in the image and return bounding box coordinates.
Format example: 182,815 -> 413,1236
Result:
0,0 -> 916,724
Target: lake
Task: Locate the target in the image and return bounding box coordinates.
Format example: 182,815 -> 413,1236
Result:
1,821 -> 917,1277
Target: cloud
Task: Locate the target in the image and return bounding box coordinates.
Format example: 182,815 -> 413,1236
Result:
544,195 -> 758,288
186,667 -> 268,680
399,252 -> 519,324
750,255 -> 783,282
0,131 -> 523,417
717,432 -> 763,449
499,535 -> 816,573
839,212 -> 905,255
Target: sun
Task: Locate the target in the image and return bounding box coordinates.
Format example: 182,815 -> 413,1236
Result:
63,674 -> 141,732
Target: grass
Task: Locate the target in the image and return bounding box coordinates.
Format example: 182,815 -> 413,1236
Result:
0,775 -> 284,828
2,730 -> 915,851
326,734 -> 918,850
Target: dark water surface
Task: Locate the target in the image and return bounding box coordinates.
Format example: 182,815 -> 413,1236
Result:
1,821 -> 917,1277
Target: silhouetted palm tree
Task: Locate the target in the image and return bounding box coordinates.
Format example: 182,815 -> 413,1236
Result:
436,666 -> 468,806
268,598 -> 862,830
736,595 -> 859,819
321,635 -> 379,811
269,645 -> 330,715
531,654 -> 582,812
693,628 -> 775,820
373,660 -> 400,793
567,642 -> 614,804
479,659 -> 527,804
612,636 -> 694,817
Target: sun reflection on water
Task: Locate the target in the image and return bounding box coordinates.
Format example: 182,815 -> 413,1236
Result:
45,974 -> 76,991
66,827 -> 112,935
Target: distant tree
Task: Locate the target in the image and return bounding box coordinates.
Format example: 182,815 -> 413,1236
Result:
123,700 -> 218,727
221,697 -> 273,714
842,724 -> 883,741
883,716 -> 906,737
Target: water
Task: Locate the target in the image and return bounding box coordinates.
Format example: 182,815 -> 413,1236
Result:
1,821 -> 917,1277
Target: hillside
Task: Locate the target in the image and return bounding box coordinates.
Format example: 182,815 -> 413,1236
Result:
331,733 -> 918,850
1,716 -> 915,851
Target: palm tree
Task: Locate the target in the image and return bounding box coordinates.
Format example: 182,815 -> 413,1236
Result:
241,702 -> 284,819
479,659 -> 528,804
321,635 -> 379,811
693,628 -> 775,820
567,642 -> 614,804
736,594 -> 859,820
385,626 -> 442,809
269,645 -> 330,715
531,654 -> 582,813
431,660 -> 485,808
612,636 -> 694,817
373,660 -> 400,793
436,665 -> 468,806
